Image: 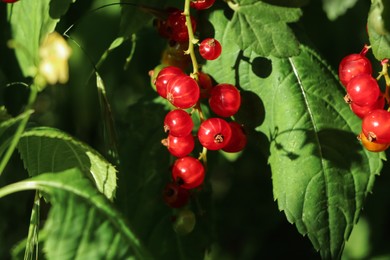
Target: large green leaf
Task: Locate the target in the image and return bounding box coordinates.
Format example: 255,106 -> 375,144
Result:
17,127 -> 117,200
228,0 -> 302,57
367,0 -> 390,61
0,168 -> 151,259
9,0 -> 74,77
204,10 -> 383,259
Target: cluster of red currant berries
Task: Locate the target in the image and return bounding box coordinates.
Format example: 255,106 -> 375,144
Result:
339,45 -> 390,152
149,0 -> 247,209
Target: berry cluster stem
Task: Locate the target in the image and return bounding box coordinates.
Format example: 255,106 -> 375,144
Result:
378,59 -> 390,106
183,0 -> 199,78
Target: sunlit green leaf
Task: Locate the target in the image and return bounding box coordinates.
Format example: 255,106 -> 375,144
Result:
367,0 -> 390,60
204,10 -> 383,259
9,0 -> 74,77
17,127 -> 117,200
228,0 -> 302,57
0,168 -> 151,260
322,0 -> 359,20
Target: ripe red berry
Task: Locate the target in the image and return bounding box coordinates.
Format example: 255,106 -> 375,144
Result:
346,74 -> 381,107
350,95 -> 385,119
359,132 -> 390,152
154,66 -> 184,98
199,38 -> 222,60
209,83 -> 241,117
166,10 -> 197,43
222,122 -> 247,153
362,109 -> 390,143
2,0 -> 19,3
162,134 -> 195,158
197,71 -> 213,99
172,156 -> 205,189
167,74 -> 200,109
198,118 -> 232,150
339,53 -> 372,87
164,109 -> 194,137
190,0 -> 216,10
163,182 -> 190,208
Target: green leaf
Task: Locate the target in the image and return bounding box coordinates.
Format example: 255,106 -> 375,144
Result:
17,127 -> 117,200
228,0 -> 302,57
9,0 -> 74,77
0,168 -> 151,259
367,0 -> 390,60
322,0 -> 359,20
204,10 -> 383,259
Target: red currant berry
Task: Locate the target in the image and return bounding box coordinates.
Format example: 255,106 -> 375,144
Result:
339,53 -> 372,87
362,109 -> 390,143
209,83 -> 241,117
346,74 -> 381,107
359,132 -> 390,152
155,66 -> 184,99
172,156 -> 205,189
162,134 -> 195,158
166,10 -> 197,43
350,95 -> 385,119
190,0 -> 216,10
198,118 -> 232,150
199,38 -> 222,60
164,109 -> 194,137
2,0 -> 19,3
222,122 -> 247,153
167,74 -> 200,109
163,182 -> 190,208
197,71 -> 213,99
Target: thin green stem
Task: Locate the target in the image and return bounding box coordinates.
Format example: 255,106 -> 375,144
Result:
24,191 -> 40,260
0,84 -> 37,175
183,0 -> 199,78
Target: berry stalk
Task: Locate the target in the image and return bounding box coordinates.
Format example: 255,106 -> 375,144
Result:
183,0 -> 199,78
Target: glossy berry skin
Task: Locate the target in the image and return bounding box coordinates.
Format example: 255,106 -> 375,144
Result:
222,122 -> 247,153
198,118 -> 232,150
167,74 -> 200,109
359,132 -> 390,152
190,0 -> 216,10
362,109 -> 390,143
199,38 -> 222,60
164,109 -> 194,137
197,71 -> 213,99
339,53 -> 372,87
346,74 -> 381,107
155,66 -> 184,98
166,10 -> 197,43
163,134 -> 195,158
163,182 -> 190,208
350,95 -> 385,119
209,83 -> 241,117
172,156 -> 205,189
